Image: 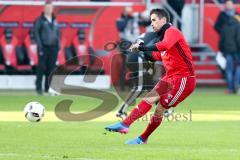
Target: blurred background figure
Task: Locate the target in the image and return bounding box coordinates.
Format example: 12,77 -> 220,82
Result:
117,6 -> 140,43
1,28 -> 18,68
166,0 -> 185,30
34,1 -> 60,95
214,0 -> 240,94
24,29 -> 38,70
73,29 -> 96,67
116,6 -> 150,91
116,6 -> 139,91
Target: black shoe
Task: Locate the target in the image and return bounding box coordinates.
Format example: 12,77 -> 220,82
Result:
44,88 -> 49,93
36,90 -> 43,95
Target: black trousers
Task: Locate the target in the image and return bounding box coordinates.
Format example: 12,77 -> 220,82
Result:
36,46 -> 58,92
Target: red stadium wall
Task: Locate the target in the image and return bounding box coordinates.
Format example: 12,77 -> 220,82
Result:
1,4 -> 240,52
0,5 -> 145,48
0,4 -> 145,84
204,4 -> 221,52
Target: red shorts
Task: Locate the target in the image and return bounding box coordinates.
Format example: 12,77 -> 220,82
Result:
154,76 -> 196,109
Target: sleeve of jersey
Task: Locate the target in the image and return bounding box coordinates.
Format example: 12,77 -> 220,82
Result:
155,28 -> 181,51
152,51 -> 162,61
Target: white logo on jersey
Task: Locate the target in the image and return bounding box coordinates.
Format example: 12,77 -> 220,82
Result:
164,99 -> 169,104
161,51 -> 166,56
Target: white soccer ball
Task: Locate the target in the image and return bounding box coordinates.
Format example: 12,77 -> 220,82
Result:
24,102 -> 45,122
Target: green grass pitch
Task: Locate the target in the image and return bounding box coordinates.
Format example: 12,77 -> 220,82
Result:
0,88 -> 239,160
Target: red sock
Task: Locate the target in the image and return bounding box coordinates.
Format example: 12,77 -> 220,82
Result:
123,100 -> 152,126
140,115 -> 163,141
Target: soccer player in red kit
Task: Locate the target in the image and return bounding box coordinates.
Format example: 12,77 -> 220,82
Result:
105,8 -> 196,144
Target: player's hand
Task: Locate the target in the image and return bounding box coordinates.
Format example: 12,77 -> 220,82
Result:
129,43 -> 140,52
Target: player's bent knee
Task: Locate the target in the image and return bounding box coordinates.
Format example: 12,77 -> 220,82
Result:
143,97 -> 159,105
143,89 -> 160,105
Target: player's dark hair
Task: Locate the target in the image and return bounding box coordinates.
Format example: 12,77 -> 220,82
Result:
150,8 -> 170,23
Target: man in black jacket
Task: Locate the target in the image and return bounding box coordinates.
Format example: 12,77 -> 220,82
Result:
214,0 -> 240,93
34,1 -> 60,95
167,0 -> 185,30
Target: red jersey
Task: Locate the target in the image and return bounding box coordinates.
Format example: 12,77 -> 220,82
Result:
151,26 -> 195,78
